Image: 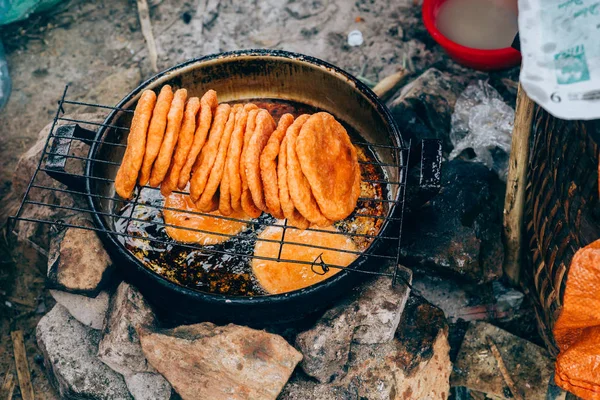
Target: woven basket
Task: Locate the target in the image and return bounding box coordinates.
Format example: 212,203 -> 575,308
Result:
524,106 -> 600,355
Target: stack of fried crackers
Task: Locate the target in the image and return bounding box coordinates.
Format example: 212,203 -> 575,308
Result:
115,85 -> 361,229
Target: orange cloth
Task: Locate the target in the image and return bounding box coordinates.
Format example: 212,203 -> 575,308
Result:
553,239 -> 600,399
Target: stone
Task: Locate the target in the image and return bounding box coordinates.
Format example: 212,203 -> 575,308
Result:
402,159 -> 505,284
98,282 -> 157,377
295,268 -> 412,383
281,295 -> 452,400
387,68 -> 465,156
49,290 -> 109,330
452,322 -> 554,400
36,304 -> 131,399
47,217 -> 113,295
139,322 -> 302,400
125,373 -> 172,400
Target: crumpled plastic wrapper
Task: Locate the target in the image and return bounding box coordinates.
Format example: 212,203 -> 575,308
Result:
449,81 -> 515,181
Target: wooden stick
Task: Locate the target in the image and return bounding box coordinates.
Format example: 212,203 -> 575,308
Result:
486,336 -> 524,400
1,373 -> 15,400
137,0 -> 159,72
372,69 -> 412,102
502,83 -> 535,287
11,331 -> 34,400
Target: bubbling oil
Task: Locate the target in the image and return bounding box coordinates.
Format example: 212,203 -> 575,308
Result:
436,0 -> 518,50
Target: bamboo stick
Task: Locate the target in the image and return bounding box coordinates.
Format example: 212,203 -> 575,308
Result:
11,331 -> 35,400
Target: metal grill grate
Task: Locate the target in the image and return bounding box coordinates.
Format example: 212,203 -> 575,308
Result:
9,86 -> 415,289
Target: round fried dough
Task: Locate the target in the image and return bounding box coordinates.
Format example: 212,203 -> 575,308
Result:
252,225 -> 358,294
223,104 -> 258,213
189,103 -> 231,202
220,104 -> 257,215
239,109 -> 262,218
178,90 -> 218,190
244,110 -> 276,212
115,89 -> 157,199
197,105 -> 239,212
138,85 -> 173,186
297,112 -> 360,221
160,97 -> 201,196
260,113 -> 294,219
164,191 -> 249,245
278,135 -> 310,229
286,115 -> 331,227
149,88 -> 187,187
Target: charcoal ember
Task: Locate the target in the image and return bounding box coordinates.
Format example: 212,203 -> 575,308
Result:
98,282 -> 158,377
9,114 -> 105,242
36,304 -> 131,399
47,217 -> 113,296
49,290 -> 110,330
282,295 -> 452,400
452,322 -> 554,399
139,322 -> 302,400
295,268 -> 412,383
402,159 -> 505,284
125,372 -> 172,400
387,68 -> 465,156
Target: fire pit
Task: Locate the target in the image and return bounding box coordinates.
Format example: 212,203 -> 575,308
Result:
10,50 -> 441,325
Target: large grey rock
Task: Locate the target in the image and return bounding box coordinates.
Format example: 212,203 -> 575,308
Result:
49,290 -> 109,330
98,282 -> 157,376
281,296 -> 452,400
387,68 -> 465,155
47,217 -> 113,295
452,322 -> 554,399
125,372 -> 171,400
295,268 -> 412,383
140,322 -> 302,400
36,304 -> 131,399
402,160 -> 505,284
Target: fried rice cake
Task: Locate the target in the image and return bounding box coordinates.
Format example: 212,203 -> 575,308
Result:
149,88 -> 187,187
160,97 -> 201,196
178,90 -> 218,190
138,85 -> 173,186
189,103 -> 231,202
164,191 -> 249,245
252,225 -> 358,294
244,109 -> 276,212
286,114 -> 331,227
260,113 -> 294,219
296,112 -> 361,221
239,109 -> 263,218
277,135 -> 310,230
115,89 -> 157,199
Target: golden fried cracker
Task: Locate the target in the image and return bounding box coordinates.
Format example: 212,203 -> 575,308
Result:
218,104 -> 245,215
239,108 -> 262,218
178,90 -> 218,190
278,135 -> 310,229
244,110 -> 276,212
260,113 -> 294,219
149,89 -> 187,187
160,97 -> 201,196
115,89 -> 157,199
222,103 -> 258,214
138,85 -> 173,186
189,103 -> 231,202
286,115 -> 331,227
252,225 -> 358,294
197,105 -> 239,212
164,191 -> 249,245
296,112 -> 360,221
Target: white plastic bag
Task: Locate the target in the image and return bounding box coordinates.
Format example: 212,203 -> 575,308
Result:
518,0 -> 600,120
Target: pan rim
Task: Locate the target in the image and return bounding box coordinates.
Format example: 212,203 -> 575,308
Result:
86,49 -> 405,305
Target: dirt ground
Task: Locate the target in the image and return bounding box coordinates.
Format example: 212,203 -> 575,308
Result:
0,0 -> 516,397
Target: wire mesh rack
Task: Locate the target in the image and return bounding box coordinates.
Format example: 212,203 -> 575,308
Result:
9,85 -> 421,293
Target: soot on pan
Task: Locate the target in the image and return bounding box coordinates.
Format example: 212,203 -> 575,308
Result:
115,99 -> 388,297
